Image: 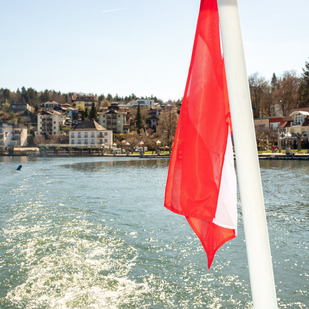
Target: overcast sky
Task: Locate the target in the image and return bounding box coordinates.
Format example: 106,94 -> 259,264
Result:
0,0 -> 308,101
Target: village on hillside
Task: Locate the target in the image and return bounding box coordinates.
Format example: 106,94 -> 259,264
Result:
0,65 -> 309,157
0,92 -> 181,156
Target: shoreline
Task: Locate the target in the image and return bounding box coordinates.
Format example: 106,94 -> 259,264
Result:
1,152 -> 309,160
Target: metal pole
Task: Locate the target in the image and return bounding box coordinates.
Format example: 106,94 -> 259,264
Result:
217,1 -> 278,308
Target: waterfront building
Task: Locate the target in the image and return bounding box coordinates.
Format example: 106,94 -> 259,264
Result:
254,117 -> 284,132
0,122 -> 28,149
36,111 -> 66,136
279,108 -> 309,149
69,120 -> 113,147
254,116 -> 285,149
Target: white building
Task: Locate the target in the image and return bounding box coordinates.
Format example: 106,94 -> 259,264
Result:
36,111 -> 66,136
69,120 -> 113,147
279,108 -> 309,149
0,122 -> 28,149
131,99 -> 154,108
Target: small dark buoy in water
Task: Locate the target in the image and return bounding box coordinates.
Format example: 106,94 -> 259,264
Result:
16,165 -> 22,171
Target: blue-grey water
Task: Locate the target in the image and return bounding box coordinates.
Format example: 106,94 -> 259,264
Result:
0,157 -> 308,309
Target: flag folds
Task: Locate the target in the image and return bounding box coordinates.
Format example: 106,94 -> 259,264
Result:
164,0 -> 237,268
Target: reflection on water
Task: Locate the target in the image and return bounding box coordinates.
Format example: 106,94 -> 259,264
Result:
61,158 -> 170,172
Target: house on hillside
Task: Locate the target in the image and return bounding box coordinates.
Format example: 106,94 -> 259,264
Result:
54,105 -> 80,126
71,94 -> 98,109
98,104 -> 130,133
0,122 -> 27,149
11,103 -> 33,113
146,106 -> 162,131
36,111 -> 66,136
130,99 -> 154,108
69,120 -> 113,147
40,100 -> 60,111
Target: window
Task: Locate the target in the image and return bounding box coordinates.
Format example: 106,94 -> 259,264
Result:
270,123 -> 279,130
71,132 -> 75,138
84,132 -> 88,138
91,139 -> 95,144
71,139 -> 74,144
292,114 -> 304,126
104,139 -> 108,143
78,139 -> 81,144
104,132 -> 108,136
85,139 -> 88,144
91,132 -> 95,138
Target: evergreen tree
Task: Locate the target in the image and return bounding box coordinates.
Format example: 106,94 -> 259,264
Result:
27,87 -> 37,102
23,92 -> 30,104
89,102 -> 97,120
40,90 -> 50,102
136,103 -> 143,134
84,107 -> 89,119
81,110 -> 85,121
106,93 -> 113,101
3,88 -> 10,100
98,94 -> 105,101
271,73 -> 278,90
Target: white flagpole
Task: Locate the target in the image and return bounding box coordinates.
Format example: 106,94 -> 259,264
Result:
217,1 -> 278,308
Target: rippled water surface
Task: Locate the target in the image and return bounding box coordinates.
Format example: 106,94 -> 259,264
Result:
0,157 -> 308,308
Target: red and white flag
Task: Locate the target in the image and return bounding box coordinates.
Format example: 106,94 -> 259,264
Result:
164,0 -> 237,268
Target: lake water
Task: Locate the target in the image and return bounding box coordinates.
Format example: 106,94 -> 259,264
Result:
0,157 -> 308,308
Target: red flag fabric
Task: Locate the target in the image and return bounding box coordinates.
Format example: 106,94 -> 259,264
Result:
164,0 -> 237,268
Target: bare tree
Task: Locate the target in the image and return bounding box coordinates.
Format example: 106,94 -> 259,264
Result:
33,135 -> 46,145
290,130 -> 307,151
273,71 -> 300,116
156,107 -> 179,153
249,73 -> 270,118
125,133 -> 141,153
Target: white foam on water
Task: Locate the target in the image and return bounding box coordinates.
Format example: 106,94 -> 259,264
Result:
2,208 -> 151,309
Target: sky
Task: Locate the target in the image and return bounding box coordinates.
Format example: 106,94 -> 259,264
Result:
0,0 -> 308,101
